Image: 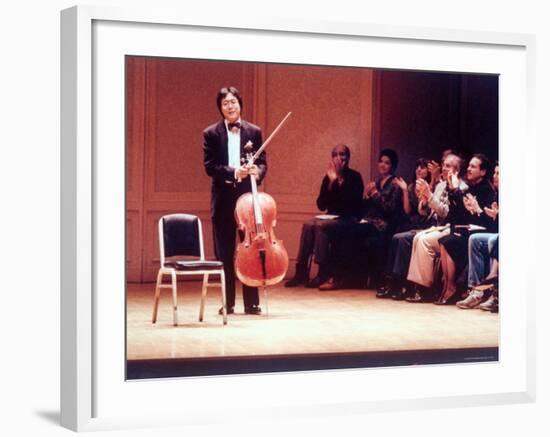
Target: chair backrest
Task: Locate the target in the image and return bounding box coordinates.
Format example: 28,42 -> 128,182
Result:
158,214 -> 205,265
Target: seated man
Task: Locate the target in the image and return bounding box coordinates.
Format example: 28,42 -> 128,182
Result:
285,144 -> 364,288
456,162 -> 499,310
437,154 -> 496,304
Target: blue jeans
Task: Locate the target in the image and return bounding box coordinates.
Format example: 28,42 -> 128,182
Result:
468,233 -> 498,287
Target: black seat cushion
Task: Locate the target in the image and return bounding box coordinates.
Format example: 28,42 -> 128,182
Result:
165,260 -> 224,271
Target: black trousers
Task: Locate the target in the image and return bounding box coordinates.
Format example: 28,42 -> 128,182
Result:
327,221 -> 388,286
212,215 -> 259,309
294,218 -> 343,273
386,230 -> 417,277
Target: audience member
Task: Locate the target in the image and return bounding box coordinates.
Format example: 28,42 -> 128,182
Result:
405,153 -> 467,302
284,144 -> 364,288
376,158 -> 433,299
319,148 -> 403,290
456,163 -> 499,310
436,154 -> 496,304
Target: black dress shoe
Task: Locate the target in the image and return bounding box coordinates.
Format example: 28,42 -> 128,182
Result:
284,277 -> 306,287
319,277 -> 339,291
244,305 -> 262,315
219,306 -> 234,315
376,288 -> 393,298
306,276 -> 324,288
391,289 -> 409,301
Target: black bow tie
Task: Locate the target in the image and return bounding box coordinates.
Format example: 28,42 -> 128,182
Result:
228,122 -> 241,130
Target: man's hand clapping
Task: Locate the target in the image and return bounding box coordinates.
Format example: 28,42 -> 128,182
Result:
327,160 -> 344,186
463,193 -> 482,215
447,170 -> 459,190
484,201 -> 499,220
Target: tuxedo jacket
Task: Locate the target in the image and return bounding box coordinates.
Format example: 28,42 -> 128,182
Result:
203,119 -> 267,220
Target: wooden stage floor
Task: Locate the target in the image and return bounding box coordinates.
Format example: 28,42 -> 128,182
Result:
126,281 -> 499,378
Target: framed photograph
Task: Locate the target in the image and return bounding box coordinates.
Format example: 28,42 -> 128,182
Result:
61,5 -> 535,432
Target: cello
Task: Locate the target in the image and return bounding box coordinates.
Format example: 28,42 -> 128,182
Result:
234,113 -> 291,287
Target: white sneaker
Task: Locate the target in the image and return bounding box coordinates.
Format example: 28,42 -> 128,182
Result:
456,289 -> 484,309
478,294 -> 497,311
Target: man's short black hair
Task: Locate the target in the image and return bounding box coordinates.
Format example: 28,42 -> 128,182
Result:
472,153 -> 490,173
216,86 -> 243,116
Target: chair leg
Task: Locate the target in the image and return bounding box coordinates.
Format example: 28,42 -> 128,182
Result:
199,273 -> 208,322
220,270 -> 227,325
152,270 -> 163,324
171,270 -> 178,326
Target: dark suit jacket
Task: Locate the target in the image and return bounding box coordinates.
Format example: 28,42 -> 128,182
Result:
203,119 -> 267,220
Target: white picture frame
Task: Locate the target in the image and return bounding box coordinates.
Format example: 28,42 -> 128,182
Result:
61,5 -> 536,432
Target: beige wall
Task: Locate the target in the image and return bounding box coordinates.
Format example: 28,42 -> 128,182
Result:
126,57 -> 375,282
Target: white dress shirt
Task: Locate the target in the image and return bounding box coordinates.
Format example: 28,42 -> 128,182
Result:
225,118 -> 241,170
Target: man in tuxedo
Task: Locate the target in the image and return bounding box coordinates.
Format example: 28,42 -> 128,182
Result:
203,86 -> 267,315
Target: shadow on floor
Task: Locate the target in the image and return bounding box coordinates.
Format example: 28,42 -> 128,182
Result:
34,410 -> 60,425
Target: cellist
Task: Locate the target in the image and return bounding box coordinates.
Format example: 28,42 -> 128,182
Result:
203,86 -> 266,316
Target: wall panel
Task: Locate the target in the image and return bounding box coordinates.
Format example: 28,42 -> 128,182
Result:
126,210 -> 142,282
125,57 -> 146,282
144,58 -> 254,196
262,64 -> 373,199
137,59 -> 256,281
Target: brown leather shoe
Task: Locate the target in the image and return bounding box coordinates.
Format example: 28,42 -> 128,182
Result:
319,277 -> 338,291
